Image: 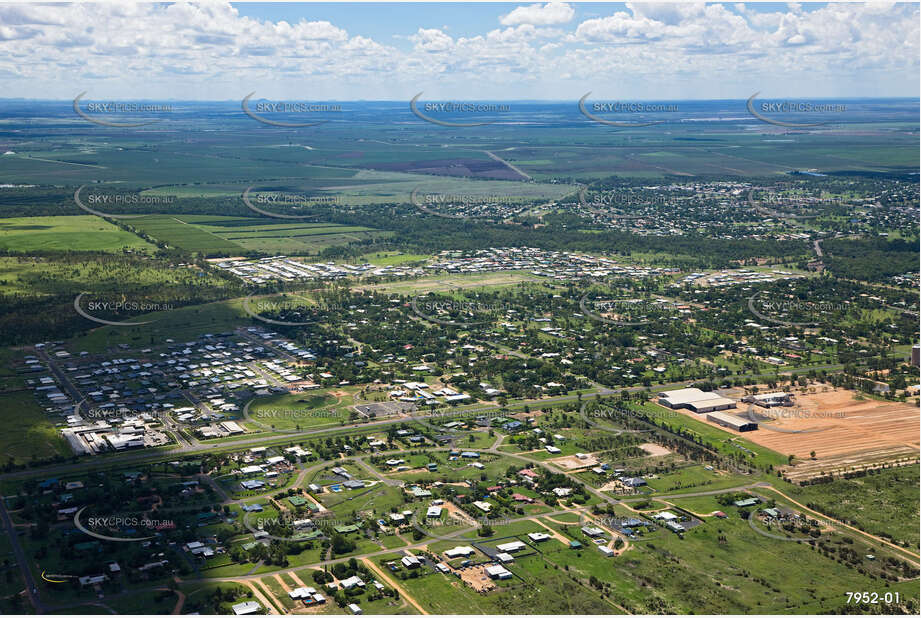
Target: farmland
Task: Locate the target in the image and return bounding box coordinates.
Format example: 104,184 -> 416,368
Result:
126,214 -> 388,256
0,216 -> 155,253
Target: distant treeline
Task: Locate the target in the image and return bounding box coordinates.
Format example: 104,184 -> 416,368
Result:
0,185 -> 811,268
0,186 -> 78,216
0,186 -> 245,218
364,213 -> 807,269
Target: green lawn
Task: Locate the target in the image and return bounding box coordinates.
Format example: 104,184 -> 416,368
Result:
645,465 -> 747,494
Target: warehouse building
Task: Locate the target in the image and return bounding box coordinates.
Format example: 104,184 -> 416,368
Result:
706,411 -> 758,432
658,388 -> 737,413
742,392 -> 793,408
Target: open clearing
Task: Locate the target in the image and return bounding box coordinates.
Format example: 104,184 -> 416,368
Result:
0,390 -> 70,464
640,442 -> 671,456
682,388 -> 920,481
0,215 -> 155,252
127,214 -> 386,256
355,271 -> 540,294
548,453 -> 599,470
754,390 -> 918,461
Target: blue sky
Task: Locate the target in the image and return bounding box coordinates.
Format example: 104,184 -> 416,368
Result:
233,2 -> 824,46
0,2 -> 917,100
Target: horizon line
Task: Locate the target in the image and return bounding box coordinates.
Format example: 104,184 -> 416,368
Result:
1,96 -> 918,104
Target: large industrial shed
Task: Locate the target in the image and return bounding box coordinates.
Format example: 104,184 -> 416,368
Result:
658,388 -> 737,413
742,391 -> 793,408
706,411 -> 758,432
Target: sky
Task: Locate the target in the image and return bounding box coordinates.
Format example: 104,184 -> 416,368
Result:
0,1 -> 917,101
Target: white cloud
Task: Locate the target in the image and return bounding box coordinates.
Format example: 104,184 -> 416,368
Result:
410,28 -> 454,53
500,2 -> 574,27
0,1 -> 914,99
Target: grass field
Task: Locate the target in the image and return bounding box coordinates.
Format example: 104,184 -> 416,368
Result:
398,572 -> 504,614
0,216 -> 155,252
95,589 -> 179,615
63,298 -> 246,353
127,214 -> 387,255
645,465 -> 747,493
246,391 -> 350,432
540,505 -> 918,614
0,390 -> 70,464
399,546 -> 620,614
355,271 -> 540,295
178,582 -> 255,615
781,465 -> 920,549
355,251 -> 431,266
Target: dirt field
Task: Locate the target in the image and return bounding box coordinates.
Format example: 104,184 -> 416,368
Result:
597,479 -> 643,495
442,501 -> 479,526
355,271 -> 537,294
681,387 -> 919,481
750,389 -> 918,457
457,564 -> 496,592
640,442 -> 671,457
548,453 -> 599,470
781,446 -> 919,483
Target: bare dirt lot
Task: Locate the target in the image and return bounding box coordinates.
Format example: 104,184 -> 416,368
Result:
549,453 -> 599,470
750,389 -> 918,457
457,564 -> 496,592
640,442 -> 672,457
688,387 -> 919,481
